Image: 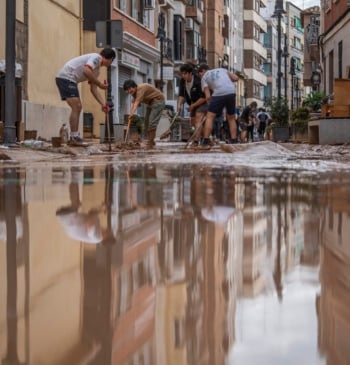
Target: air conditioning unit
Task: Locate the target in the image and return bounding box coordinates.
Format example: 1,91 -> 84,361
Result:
185,18 -> 194,30
144,0 -> 155,10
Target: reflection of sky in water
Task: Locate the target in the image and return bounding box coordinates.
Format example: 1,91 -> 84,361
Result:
228,267 -> 325,365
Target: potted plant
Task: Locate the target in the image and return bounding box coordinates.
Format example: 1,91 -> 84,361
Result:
267,97 -> 290,142
302,91 -> 324,112
290,106 -> 310,142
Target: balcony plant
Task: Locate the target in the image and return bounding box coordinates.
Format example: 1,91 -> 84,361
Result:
302,91 -> 324,112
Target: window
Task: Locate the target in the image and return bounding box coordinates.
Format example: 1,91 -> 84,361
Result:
328,50 -> 334,94
173,16 -> 183,61
254,0 -> 260,12
187,0 -> 202,7
293,36 -> 302,51
186,30 -> 200,60
295,17 -> 303,32
114,0 -> 154,29
338,41 -> 342,78
115,0 -> 127,12
263,62 -> 272,76
295,57 -> 302,72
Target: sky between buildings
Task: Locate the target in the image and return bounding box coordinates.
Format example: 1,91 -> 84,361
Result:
292,0 -> 321,9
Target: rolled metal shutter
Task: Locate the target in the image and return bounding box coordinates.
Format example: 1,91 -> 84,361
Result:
118,66 -> 132,88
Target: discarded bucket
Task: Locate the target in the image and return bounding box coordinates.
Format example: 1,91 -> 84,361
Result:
51,137 -> 61,147
24,130 -> 37,140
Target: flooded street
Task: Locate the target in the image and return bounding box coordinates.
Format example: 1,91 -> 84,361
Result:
1,142 -> 350,364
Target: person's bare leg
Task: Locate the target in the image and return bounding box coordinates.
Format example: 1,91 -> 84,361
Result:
66,97 -> 82,133
228,114 -> 237,142
241,130 -> 247,143
202,111 -> 215,138
192,111 -> 206,144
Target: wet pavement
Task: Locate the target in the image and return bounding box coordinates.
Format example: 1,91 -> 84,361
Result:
1,141 -> 350,364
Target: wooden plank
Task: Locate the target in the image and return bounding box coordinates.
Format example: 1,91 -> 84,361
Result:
334,79 -> 350,105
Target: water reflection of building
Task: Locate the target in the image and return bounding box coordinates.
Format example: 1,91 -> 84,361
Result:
241,181 -> 268,297
0,167 -> 27,365
0,164 -> 162,365
0,164 -> 326,364
157,167 -> 243,365
317,184 -> 350,364
240,177 -> 315,299
83,165 -> 161,364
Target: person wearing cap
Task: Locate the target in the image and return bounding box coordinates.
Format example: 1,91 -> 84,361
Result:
197,63 -> 239,149
56,48 -> 116,146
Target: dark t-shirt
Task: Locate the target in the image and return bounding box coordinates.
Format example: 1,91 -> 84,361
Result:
179,73 -> 205,105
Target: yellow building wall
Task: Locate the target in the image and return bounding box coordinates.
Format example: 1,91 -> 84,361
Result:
27,0 -> 82,106
0,0 -> 24,58
0,162 -> 109,363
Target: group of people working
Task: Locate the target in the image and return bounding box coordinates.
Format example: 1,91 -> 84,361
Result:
55,47 -> 269,149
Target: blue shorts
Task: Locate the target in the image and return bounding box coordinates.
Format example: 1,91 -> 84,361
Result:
208,93 -> 236,115
56,77 -> 79,100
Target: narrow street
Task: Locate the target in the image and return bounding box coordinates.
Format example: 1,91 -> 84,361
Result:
0,140 -> 349,364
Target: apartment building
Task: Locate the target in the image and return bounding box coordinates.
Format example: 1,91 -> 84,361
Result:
261,1 -> 306,110
286,2 -> 305,110
83,0 -> 167,133
243,0 -> 268,107
319,0 -> 350,96
301,6 -> 321,93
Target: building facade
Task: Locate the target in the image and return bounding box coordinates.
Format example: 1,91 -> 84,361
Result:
243,0 -> 268,107
319,0 -> 350,96
301,6 -> 321,93
286,2 -> 305,110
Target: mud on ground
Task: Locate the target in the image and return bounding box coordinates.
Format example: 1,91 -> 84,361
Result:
1,140 -> 350,166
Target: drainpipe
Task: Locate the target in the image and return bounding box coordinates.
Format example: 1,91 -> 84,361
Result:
4,0 -> 17,145
79,0 -> 83,54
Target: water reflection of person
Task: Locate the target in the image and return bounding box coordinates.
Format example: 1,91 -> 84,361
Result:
201,206 -> 236,226
56,171 -> 105,244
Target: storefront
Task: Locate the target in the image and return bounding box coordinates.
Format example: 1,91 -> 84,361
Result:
112,33 -> 159,127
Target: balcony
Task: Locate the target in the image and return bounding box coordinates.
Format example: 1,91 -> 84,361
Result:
186,6 -> 203,24
158,0 -> 175,10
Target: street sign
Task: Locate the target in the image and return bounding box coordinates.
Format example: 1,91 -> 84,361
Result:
96,20 -> 123,49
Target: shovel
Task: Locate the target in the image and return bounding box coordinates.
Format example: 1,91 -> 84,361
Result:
124,115 -> 132,143
184,114 -> 206,149
104,80 -> 112,151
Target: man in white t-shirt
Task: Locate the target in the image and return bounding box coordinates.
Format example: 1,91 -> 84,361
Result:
56,48 -> 115,146
197,64 -> 239,149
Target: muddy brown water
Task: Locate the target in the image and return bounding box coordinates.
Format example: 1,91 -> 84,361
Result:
1,142 -> 349,364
